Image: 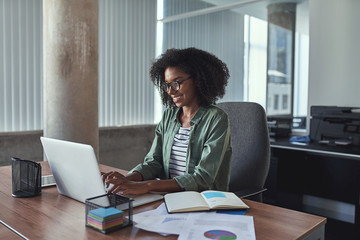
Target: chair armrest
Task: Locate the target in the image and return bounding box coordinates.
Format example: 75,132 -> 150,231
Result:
233,188 -> 267,201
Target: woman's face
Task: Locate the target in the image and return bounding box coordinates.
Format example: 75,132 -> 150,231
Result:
164,67 -> 199,109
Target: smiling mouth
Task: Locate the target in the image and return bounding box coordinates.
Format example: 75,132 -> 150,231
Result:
172,95 -> 182,102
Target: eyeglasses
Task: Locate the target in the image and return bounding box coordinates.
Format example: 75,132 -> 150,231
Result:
162,76 -> 192,92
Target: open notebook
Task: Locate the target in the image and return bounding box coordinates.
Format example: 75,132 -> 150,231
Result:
40,137 -> 163,207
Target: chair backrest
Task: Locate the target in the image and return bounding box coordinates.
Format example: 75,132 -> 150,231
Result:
217,102 -> 270,199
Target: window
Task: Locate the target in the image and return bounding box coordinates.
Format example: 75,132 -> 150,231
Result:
283,95 -> 288,110
243,15 -> 267,109
274,94 -> 279,110
1,0 -> 309,132
159,0 -> 309,128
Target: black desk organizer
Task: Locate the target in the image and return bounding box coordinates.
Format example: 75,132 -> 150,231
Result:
85,193 -> 133,234
11,157 -> 42,198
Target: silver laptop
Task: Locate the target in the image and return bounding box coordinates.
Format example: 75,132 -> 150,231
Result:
40,137 -> 163,205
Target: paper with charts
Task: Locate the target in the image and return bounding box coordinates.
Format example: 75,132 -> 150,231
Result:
132,203 -> 255,240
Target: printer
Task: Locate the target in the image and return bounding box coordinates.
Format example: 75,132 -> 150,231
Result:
310,106 -> 360,146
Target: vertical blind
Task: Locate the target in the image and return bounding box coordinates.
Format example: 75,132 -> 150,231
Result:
1,0 -> 157,132
0,0 -> 43,132
98,0 -> 157,127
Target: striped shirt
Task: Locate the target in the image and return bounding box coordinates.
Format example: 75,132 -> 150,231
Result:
169,126 -> 191,178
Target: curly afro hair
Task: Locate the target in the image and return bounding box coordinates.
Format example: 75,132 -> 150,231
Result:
150,48 -> 229,107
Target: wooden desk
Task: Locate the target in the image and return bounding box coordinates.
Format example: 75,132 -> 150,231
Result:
0,162 -> 326,240
0,221 -> 23,240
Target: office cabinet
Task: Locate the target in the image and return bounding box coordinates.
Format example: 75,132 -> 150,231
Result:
264,139 -> 360,239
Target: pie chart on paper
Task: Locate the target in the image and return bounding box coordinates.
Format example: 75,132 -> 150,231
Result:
204,230 -> 237,240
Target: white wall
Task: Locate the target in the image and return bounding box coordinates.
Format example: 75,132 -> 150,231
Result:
308,0 -> 360,111
305,0 -> 360,221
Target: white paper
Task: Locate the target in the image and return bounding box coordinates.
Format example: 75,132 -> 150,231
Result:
132,203 -> 217,235
132,203 -> 256,240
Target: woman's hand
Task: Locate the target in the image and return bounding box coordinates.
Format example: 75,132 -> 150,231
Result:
101,171 -> 128,188
101,171 -> 150,195
101,171 -> 182,195
106,181 -> 151,195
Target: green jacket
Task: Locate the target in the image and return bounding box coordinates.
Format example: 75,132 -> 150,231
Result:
130,105 -> 232,191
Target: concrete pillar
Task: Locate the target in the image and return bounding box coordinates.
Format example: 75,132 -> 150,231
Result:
43,0 -> 99,157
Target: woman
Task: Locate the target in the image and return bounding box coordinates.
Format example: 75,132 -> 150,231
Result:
103,48 -> 232,195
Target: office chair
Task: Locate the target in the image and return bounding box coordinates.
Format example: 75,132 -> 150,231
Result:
217,102 -> 270,202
